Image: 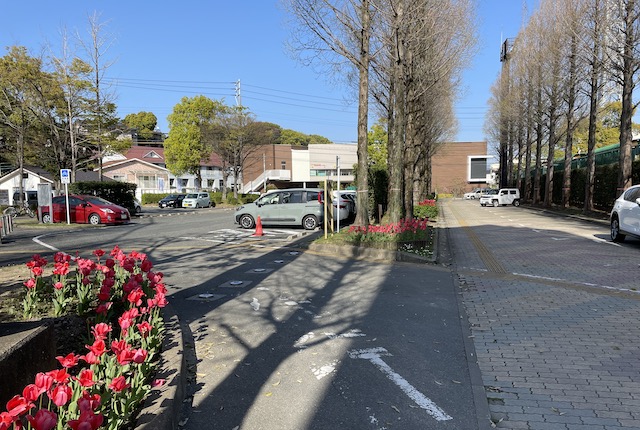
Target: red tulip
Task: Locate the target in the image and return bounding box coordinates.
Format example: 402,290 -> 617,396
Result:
34,373 -> 53,392
111,339 -> 129,355
0,411 -> 16,429
56,352 -> 79,369
127,288 -> 145,307
77,391 -> 101,413
132,348 -> 148,364
48,384 -> 72,407
26,409 -> 57,430
67,411 -> 103,430
80,351 -> 100,365
137,321 -> 152,338
116,348 -> 135,366
6,395 -> 34,417
22,384 -> 44,402
91,322 -> 112,341
76,369 -> 95,387
140,258 -> 153,272
46,369 -> 69,384
108,376 -> 130,393
86,339 -> 106,357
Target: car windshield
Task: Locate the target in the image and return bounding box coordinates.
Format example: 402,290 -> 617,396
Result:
165,194 -> 178,199
185,193 -> 198,198
84,196 -> 113,205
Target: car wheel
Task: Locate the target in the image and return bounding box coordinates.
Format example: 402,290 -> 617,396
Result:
239,214 -> 255,229
611,216 -> 626,243
42,213 -> 52,223
492,200 -> 499,207
513,199 -> 520,207
88,213 -> 101,225
303,215 -> 319,230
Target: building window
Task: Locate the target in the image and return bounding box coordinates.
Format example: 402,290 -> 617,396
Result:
468,156 -> 490,182
281,160 -> 286,169
138,175 -> 156,189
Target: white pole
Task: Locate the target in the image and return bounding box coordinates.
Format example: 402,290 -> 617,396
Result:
336,155 -> 341,232
64,183 -> 70,225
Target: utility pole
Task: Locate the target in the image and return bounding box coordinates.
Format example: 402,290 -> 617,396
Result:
235,79 -> 241,107
499,38 -> 513,188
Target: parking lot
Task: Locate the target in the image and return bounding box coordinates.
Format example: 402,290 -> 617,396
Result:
443,198 -> 640,429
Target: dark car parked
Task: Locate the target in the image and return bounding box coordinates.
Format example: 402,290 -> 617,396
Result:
158,194 -> 186,208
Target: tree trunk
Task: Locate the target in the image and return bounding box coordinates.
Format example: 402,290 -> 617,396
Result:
388,1 -> 405,223
355,0 -> 370,227
618,0 -> 636,196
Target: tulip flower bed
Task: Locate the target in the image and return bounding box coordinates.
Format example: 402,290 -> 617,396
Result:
1,246 -> 167,430
324,217 -> 435,257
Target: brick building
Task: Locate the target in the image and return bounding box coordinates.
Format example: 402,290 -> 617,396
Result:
431,141 -> 491,195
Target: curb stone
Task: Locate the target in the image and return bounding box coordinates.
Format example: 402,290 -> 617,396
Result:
134,303 -> 185,430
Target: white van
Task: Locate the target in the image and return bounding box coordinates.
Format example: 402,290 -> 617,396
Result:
480,188 -> 520,207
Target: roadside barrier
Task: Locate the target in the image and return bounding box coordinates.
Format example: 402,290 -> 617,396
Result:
0,214 -> 14,241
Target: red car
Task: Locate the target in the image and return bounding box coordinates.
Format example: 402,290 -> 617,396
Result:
41,195 -> 131,225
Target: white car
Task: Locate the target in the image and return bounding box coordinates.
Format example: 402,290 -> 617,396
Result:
480,188 -> 520,207
464,188 -> 486,200
610,184 -> 640,242
332,190 -> 355,222
182,192 -> 211,208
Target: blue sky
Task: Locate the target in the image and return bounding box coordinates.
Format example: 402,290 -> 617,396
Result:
2,0 -> 537,145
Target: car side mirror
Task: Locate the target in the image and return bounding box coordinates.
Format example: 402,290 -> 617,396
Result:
635,197 -> 640,206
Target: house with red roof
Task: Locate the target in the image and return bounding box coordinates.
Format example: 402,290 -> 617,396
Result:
101,146 -> 234,198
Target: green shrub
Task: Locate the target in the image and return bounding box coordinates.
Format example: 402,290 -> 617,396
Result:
240,193 -> 259,204
226,196 -> 239,205
142,193 -> 167,204
211,192 -> 223,205
414,202 -> 438,219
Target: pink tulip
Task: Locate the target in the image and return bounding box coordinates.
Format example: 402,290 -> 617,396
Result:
48,384 -> 72,407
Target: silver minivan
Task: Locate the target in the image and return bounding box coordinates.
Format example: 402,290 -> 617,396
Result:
235,188 -> 324,230
182,192 -> 211,208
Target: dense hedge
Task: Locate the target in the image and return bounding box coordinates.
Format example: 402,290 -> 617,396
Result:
528,158 -> 640,211
70,181 -> 137,214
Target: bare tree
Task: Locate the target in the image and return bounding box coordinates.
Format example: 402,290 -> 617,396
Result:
79,12 -> 117,181
373,0 -> 476,221
50,27 -> 93,182
584,0 -> 608,212
607,0 -> 640,195
283,0 -> 372,227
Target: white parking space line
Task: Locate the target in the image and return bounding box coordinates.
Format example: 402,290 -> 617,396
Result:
349,347 -> 452,422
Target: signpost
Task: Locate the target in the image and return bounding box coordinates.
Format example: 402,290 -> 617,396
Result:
60,169 -> 71,225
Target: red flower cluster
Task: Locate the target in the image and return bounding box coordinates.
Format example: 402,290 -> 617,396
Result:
348,218 -> 429,235
417,199 -> 436,207
6,246 -> 168,430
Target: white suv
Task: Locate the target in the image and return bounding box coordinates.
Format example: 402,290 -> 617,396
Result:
610,184 -> 640,242
480,188 -> 520,207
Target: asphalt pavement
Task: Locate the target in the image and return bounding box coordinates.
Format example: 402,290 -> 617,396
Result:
7,199 -> 636,429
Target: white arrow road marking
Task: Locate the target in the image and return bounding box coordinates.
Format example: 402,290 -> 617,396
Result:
349,347 -> 452,422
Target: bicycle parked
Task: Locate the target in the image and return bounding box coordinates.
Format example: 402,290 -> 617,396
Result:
2,201 -> 35,218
